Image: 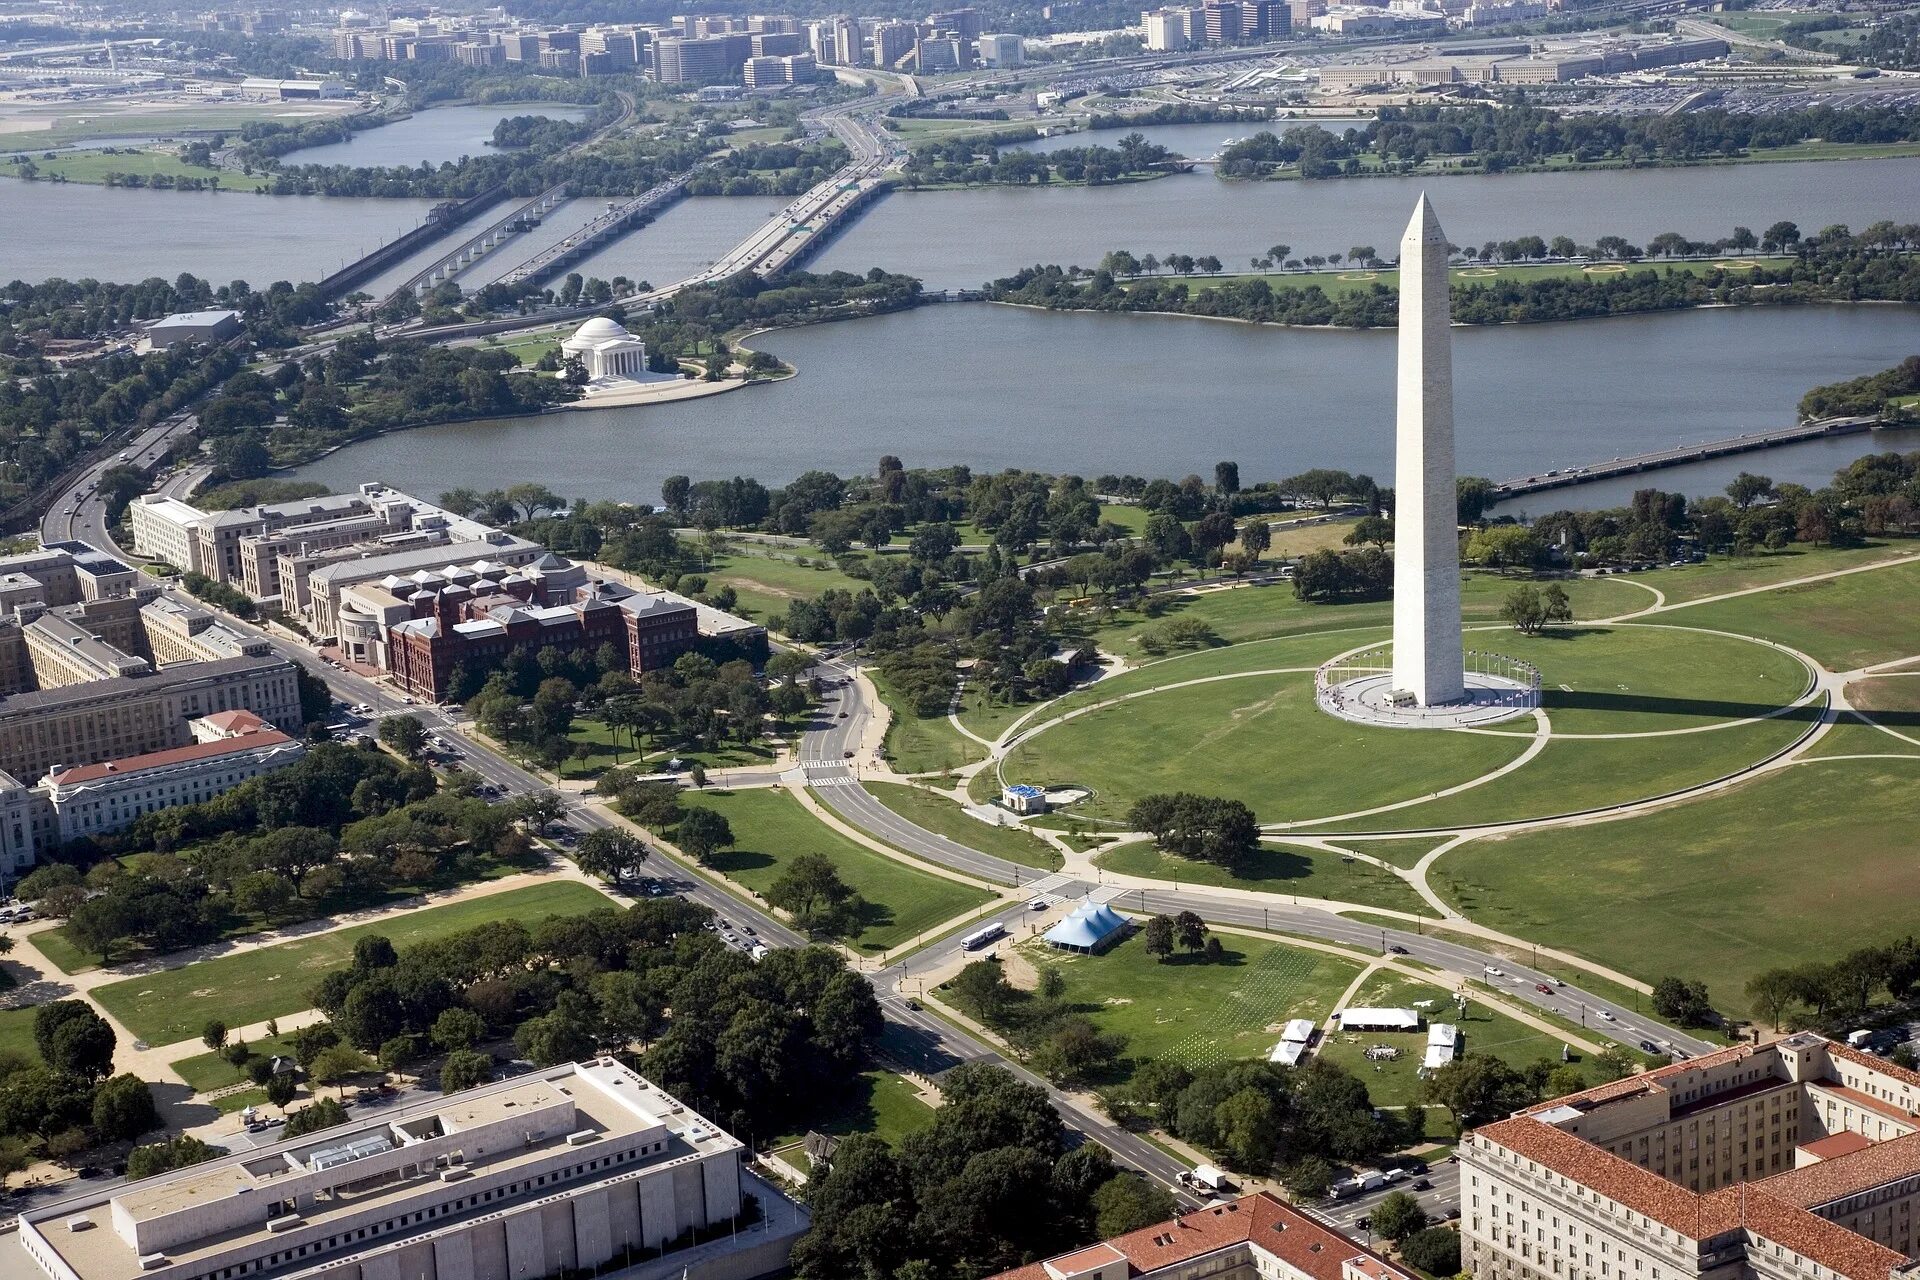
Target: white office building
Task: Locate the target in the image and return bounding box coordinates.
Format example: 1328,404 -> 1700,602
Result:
20,1059 -> 807,1280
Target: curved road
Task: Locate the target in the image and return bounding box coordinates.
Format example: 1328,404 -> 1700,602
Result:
798,657 -> 1717,1061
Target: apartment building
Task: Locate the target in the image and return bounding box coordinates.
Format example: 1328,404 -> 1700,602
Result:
0,653 -> 302,783
989,1190 -> 1413,1280
1463,1034 -> 1920,1280
38,709 -> 304,840
19,1059 -> 807,1280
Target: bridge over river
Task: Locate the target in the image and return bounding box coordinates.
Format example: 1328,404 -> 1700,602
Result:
1491,416 -> 1881,497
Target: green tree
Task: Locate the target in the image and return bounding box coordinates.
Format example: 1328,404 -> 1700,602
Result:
1401,1226 -> 1461,1275
376,715 -> 427,758
574,827 -> 649,883
767,852 -> 864,937
265,1072 -> 299,1107
1345,515 -> 1394,548
1372,1189 -> 1428,1241
1091,1173 -> 1179,1236
283,1097 -> 349,1138
431,1007 -> 488,1053
127,1135 -> 223,1180
440,1049 -> 494,1093
675,806 -> 734,862
1501,585 -> 1546,634
1144,915 -> 1175,962
203,1020 -> 228,1052
1425,1054 -> 1535,1133
91,1074 -> 159,1141
36,1002 -> 116,1080
1281,1154 -> 1336,1198
950,960 -> 1014,1023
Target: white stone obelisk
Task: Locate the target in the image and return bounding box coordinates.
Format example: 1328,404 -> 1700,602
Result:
1390,195 -> 1465,707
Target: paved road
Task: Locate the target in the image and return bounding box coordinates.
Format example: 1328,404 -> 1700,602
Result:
38,412 -> 197,547
1317,1162 -> 1463,1234
800,658 -> 1718,1062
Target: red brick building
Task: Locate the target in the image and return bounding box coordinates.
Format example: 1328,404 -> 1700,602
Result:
386,578 -> 696,700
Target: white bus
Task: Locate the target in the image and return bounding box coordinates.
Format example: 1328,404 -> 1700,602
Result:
960,923 -> 1006,952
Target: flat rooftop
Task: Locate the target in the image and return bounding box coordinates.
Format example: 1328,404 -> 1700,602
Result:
27,1061 -> 740,1280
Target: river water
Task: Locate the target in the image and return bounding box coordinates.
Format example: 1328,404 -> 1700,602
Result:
813,156 -> 1920,289
0,180 -> 446,285
289,302 -> 1920,510
281,103 -> 590,169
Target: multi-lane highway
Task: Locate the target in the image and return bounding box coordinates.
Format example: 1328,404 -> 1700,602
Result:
37,412 -> 198,549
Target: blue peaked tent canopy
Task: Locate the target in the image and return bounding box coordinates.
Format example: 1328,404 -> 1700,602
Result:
1043,898 -> 1129,953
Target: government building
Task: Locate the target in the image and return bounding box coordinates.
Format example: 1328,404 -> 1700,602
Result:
19,1059 -> 807,1280
989,1190 -> 1411,1280
1464,1034 -> 1920,1280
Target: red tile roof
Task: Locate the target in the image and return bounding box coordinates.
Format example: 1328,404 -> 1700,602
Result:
1475,1117 -> 1913,1280
1762,1130 -> 1920,1208
48,727 -> 294,785
987,1192 -> 1412,1280
198,709 -> 268,734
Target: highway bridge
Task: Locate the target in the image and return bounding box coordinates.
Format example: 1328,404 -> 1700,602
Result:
490,175 -> 694,290
388,183 -> 570,300
1492,416 -> 1880,497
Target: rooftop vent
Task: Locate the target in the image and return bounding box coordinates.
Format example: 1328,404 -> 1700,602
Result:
440,1168 -> 473,1182
66,1217 -> 95,1232
139,1255 -> 170,1270
268,1218 -> 305,1234
566,1131 -> 598,1146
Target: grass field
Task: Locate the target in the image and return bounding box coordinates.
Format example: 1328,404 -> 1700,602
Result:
1476,624 -> 1811,736
1662,559 -> 1920,673
768,1068 -> 937,1149
870,669 -> 989,775
0,1006 -> 41,1065
1141,257 -> 1777,301
36,842 -> 547,975
551,716 -> 779,779
1620,541 -> 1917,604
1020,930 -> 1360,1085
698,544 -> 870,624
1095,840 -> 1427,914
1318,713 -> 1806,833
684,789 -> 993,953
866,783 -> 1063,871
1004,670 -> 1531,824
1437,759 -> 1920,1018
1075,574 -> 1642,665
1850,675 -> 1920,718
1314,974 -> 1577,1109
0,100 -> 355,151
90,880 -> 615,1047
3,149 -> 274,190
173,1035 -> 301,1094
1800,716 -> 1920,760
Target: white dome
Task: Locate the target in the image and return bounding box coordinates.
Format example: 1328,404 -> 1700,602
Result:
570,317 -> 628,342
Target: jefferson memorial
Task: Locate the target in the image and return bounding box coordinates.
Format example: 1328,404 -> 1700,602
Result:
561,317 -> 649,382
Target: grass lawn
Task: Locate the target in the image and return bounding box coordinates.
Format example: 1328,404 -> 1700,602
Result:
1019,930 -> 1361,1085
870,669 -> 987,775
952,681 -> 1049,746
866,782 -> 1062,871
481,326 -> 570,367
1004,670 -> 1529,825
90,880 -> 615,1047
213,1088 -> 271,1115
173,1035 -> 300,1094
1137,257 -> 1772,302
1801,716 -> 1920,760
1849,674 -> 1920,718
0,1006 -> 41,1065
683,789 -> 993,953
36,842 -> 548,975
1624,540 -> 1917,604
4,149 -> 273,190
1475,623 -> 1811,736
1095,841 -> 1427,915
1315,974 -> 1578,1109
695,544 -> 869,624
1661,558 -> 1920,672
1437,759 -> 1920,1018
551,717 -> 781,780
1317,713 -> 1805,833
0,101 -> 354,152
1073,574 -> 1642,666
768,1068 -> 936,1149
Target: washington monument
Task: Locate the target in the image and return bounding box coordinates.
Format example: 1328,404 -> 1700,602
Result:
1390,195 -> 1466,707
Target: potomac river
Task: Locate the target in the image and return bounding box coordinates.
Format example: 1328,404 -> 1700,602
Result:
289,302 -> 1920,511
